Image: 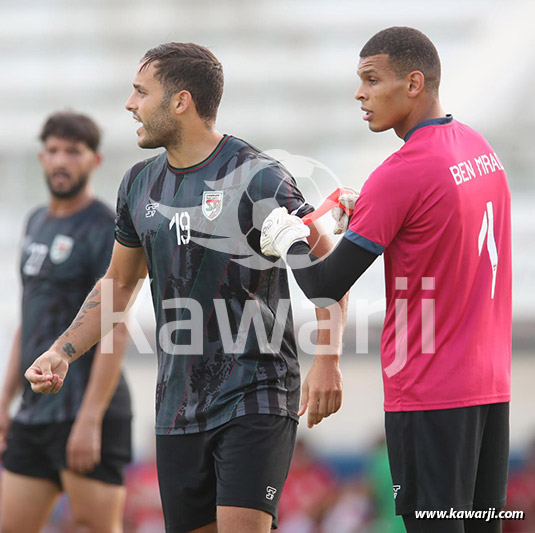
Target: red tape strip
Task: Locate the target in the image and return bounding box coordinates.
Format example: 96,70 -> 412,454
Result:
302,187 -> 354,226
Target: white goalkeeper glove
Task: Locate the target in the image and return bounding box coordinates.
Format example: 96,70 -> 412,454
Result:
260,207 -> 310,260
331,188 -> 359,234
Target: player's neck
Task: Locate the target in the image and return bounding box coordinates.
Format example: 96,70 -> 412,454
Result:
166,124 -> 223,169
396,99 -> 445,140
48,189 -> 94,217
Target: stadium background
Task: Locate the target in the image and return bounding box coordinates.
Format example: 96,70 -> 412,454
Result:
0,0 -> 533,530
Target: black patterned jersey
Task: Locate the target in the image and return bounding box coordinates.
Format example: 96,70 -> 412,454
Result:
115,135 -> 313,435
15,200 -> 132,424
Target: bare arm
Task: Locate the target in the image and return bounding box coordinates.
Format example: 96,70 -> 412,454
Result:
0,326 -> 22,452
66,322 -> 129,473
298,220 -> 348,428
25,242 -> 147,394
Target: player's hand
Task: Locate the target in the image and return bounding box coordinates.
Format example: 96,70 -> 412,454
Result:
0,404 -> 11,454
24,350 -> 69,394
260,207 -> 310,259
67,416 -> 102,473
331,188 -> 359,234
298,355 -> 343,428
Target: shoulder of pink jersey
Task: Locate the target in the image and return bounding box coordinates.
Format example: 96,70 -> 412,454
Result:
361,152 -> 415,192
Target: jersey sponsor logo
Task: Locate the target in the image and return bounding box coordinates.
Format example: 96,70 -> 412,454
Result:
145,200 -> 160,218
266,486 -> 277,500
393,485 -> 401,499
202,191 -> 223,221
49,234 -> 74,264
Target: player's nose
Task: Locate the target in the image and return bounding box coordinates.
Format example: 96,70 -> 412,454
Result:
125,93 -> 136,112
51,150 -> 70,166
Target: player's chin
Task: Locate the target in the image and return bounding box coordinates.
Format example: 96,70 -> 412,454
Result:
368,121 -> 388,133
138,136 -> 161,149
47,181 -> 70,195
136,136 -> 146,147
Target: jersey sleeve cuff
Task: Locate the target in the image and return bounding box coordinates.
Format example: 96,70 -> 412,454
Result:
343,229 -> 385,255
115,234 -> 142,248
290,202 -> 315,218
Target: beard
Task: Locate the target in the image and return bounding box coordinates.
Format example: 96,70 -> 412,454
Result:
138,99 -> 183,150
46,171 -> 89,199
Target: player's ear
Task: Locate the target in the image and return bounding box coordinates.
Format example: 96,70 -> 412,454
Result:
171,90 -> 193,116
407,70 -> 425,98
92,152 -> 103,169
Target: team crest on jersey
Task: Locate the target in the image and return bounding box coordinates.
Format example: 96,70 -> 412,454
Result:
49,234 -> 74,264
202,191 -> 224,221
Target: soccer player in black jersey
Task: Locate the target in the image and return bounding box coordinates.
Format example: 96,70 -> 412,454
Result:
0,112 -> 132,532
24,44 -> 346,532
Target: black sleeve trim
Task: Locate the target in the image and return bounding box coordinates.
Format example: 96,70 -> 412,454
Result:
287,237 -> 378,305
115,235 -> 142,248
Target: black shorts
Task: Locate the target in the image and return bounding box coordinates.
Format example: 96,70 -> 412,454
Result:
385,402 -> 509,515
2,418 -> 132,488
156,414 -> 297,532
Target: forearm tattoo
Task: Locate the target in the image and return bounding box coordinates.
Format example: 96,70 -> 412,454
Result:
63,288 -> 101,347
62,342 -> 77,359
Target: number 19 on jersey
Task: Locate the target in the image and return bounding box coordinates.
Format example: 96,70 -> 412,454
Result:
170,212 -> 191,245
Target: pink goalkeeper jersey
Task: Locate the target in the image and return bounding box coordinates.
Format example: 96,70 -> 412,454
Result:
346,117 -> 512,411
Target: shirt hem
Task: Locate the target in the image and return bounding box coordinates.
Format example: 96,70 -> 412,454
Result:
384,394 -> 510,412
12,414 -> 133,426
155,409 -> 298,435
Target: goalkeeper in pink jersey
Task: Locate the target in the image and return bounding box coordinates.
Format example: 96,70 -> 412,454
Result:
261,27 -> 512,533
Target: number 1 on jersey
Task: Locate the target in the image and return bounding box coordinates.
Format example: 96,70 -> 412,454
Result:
478,201 -> 498,299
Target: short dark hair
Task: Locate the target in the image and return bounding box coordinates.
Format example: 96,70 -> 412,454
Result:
140,42 -> 224,121
39,111 -> 101,152
360,27 -> 441,94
